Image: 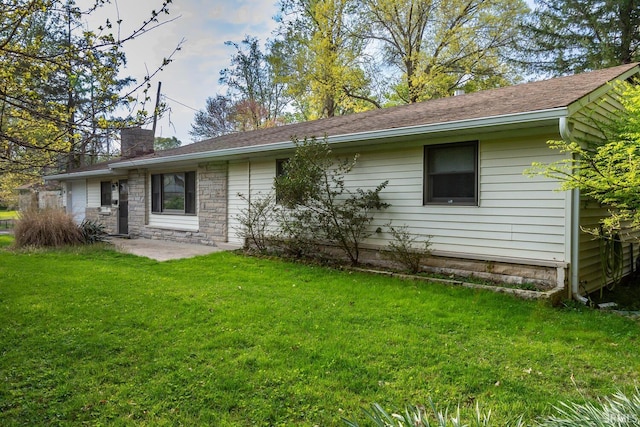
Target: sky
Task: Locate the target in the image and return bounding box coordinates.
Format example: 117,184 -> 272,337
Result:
86,0 -> 281,145
88,0 -> 536,146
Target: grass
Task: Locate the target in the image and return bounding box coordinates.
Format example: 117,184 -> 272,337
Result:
0,210 -> 17,220
1,234 -> 639,426
0,210 -> 17,229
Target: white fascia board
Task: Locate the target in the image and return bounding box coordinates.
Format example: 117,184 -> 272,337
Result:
56,107 -> 569,174
44,168 -> 119,181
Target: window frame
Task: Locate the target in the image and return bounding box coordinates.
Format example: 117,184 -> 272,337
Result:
423,141 -> 479,206
151,171 -> 197,215
100,181 -> 112,206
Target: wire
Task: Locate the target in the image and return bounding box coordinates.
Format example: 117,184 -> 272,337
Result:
162,95 -> 200,112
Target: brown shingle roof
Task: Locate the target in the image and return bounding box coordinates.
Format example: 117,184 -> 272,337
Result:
55,63 -> 640,175
143,63 -> 638,160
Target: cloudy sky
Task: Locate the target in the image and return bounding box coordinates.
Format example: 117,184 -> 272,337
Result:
86,0 -> 280,144
90,0 -> 535,145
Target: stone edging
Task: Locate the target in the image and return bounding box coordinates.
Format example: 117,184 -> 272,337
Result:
349,267 -> 566,305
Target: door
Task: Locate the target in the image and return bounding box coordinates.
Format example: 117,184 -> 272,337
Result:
68,180 -> 87,223
118,180 -> 128,235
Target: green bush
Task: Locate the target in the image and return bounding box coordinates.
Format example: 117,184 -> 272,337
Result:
346,390 -> 640,427
13,208 -> 83,248
274,137 -> 389,265
538,389 -> 640,426
343,400 -> 524,427
79,219 -> 107,244
383,224 -> 431,274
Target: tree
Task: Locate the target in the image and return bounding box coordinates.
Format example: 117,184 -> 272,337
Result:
154,136 -> 181,151
189,95 -> 238,141
274,137 -> 389,265
0,0 -> 180,180
275,0 -> 381,119
363,0 -> 528,103
521,0 -> 640,75
219,36 -> 290,129
530,82 -> 640,232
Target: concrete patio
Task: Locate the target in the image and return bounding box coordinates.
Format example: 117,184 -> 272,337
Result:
110,237 -> 241,261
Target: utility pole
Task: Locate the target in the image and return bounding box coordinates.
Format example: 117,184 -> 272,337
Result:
152,81 -> 162,136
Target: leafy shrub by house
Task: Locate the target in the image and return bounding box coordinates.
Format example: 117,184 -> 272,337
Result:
274,137 -> 389,265
14,208 -> 83,248
235,192 -> 278,253
383,224 -> 431,273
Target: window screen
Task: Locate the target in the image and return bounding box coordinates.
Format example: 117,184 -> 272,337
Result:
424,141 -> 478,205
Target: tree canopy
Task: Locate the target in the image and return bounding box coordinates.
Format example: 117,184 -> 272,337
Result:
521,0 -> 640,75
0,0 -> 179,181
364,0 -> 528,103
195,0 -> 528,126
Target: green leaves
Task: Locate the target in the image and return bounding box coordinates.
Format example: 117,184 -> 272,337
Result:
273,136 -> 389,264
521,0 -> 640,75
0,0 -> 178,183
529,82 -> 640,233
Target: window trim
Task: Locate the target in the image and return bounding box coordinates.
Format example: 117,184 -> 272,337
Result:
100,181 -> 112,206
151,171 -> 197,215
423,141 -> 478,206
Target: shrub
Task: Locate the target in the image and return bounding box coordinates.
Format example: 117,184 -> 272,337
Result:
345,389 -> 640,426
235,192 -> 279,253
538,389 -> 640,426
14,208 -> 83,248
274,137 -> 390,265
79,219 -> 107,244
383,224 -> 431,274
343,400 -> 524,427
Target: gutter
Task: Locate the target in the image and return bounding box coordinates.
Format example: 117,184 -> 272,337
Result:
45,108 -> 567,180
110,107 -> 569,170
559,117 -> 589,304
44,168 -> 120,181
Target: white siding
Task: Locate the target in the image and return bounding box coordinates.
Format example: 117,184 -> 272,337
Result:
87,179 -> 101,208
344,137 -> 570,263
579,200 -> 639,295
148,213 -> 199,231
228,134 -> 571,264
572,86 -> 639,294
228,161 -> 250,244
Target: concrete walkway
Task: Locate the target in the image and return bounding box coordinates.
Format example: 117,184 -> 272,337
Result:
110,237 -> 241,261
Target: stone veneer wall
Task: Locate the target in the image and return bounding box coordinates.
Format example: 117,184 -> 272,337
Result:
196,162 -> 227,244
124,163 -> 228,246
127,169 -> 147,237
84,207 -> 118,234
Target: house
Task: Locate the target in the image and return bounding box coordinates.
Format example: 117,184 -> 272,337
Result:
45,63 -> 640,299
17,182 -> 63,211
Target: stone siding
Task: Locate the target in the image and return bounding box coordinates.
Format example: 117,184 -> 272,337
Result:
197,162 -> 228,244
85,207 -> 118,234
127,169 -> 147,236
124,162 -> 228,246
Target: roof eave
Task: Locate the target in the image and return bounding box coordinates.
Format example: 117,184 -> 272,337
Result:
113,108 -> 568,169
44,168 -> 120,181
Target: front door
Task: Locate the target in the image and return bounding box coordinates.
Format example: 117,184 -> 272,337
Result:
118,180 -> 128,235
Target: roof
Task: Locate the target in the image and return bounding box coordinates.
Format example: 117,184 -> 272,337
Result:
47,63 -> 639,179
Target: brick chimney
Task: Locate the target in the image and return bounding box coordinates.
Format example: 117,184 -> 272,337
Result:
121,127 -> 154,158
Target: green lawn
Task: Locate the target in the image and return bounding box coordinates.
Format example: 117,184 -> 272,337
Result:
0,210 -> 17,220
0,235 -> 638,426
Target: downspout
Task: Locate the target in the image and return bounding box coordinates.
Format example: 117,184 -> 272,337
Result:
560,117 -> 589,304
